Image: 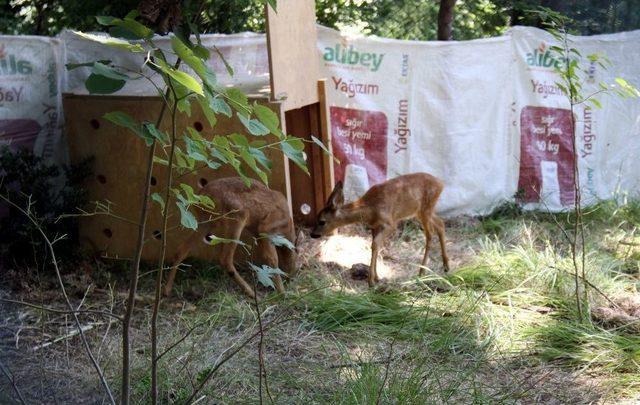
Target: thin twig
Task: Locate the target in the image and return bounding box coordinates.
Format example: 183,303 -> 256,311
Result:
156,320 -> 206,362
549,266 -> 619,309
0,358 -> 27,405
97,284 -> 117,363
121,56 -> 182,405
184,284 -> 335,403
252,273 -> 274,405
0,194 -> 116,404
32,321 -> 113,351
150,66 -> 180,405
0,298 -> 123,321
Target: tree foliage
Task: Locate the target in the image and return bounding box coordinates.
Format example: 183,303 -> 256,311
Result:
2,0 -> 639,38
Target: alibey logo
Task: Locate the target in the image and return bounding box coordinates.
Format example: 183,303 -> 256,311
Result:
323,43 -> 385,72
525,42 -> 567,69
0,44 -> 34,75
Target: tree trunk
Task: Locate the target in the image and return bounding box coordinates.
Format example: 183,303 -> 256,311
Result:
437,0 -> 457,40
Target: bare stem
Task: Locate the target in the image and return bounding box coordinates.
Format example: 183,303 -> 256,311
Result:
150,78 -> 180,405
0,194 -> 115,404
121,57 -> 182,405
0,358 -> 27,405
0,298 -> 123,321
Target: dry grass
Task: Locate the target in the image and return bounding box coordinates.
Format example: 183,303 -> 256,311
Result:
1,201 -> 640,403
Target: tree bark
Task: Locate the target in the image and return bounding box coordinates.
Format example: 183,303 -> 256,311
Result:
437,0 -> 457,40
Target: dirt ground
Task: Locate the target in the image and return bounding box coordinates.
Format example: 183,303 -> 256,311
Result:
1,215 -> 639,404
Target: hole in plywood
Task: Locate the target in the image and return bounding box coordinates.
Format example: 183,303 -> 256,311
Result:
150,176 -> 157,186
90,119 -> 100,129
103,228 -> 113,238
96,174 -> 107,184
198,178 -> 208,188
152,230 -> 162,240
300,203 -> 311,215
193,121 -> 203,132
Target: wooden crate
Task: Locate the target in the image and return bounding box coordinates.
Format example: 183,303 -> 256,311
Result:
63,94 -> 290,262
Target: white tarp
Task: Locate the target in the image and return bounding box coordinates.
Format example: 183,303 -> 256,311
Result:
319,26 -> 640,215
0,36 -> 65,160
318,26 -> 515,215
511,26 -> 640,212
1,26 -> 639,216
60,30 -> 270,95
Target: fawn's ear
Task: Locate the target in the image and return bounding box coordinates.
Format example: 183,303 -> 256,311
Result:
328,181 -> 344,209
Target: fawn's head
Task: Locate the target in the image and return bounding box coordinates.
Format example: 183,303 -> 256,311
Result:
310,181 -> 344,238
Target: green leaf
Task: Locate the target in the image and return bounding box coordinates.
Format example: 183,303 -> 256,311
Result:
213,45 -> 234,76
85,73 -> 126,94
170,36 -> 216,88
587,98 -> 602,109
117,17 -> 154,39
171,82 -> 194,115
253,103 -> 283,138
281,137 -> 308,174
249,147 -> 272,170
311,135 -> 339,163
143,122 -> 168,144
249,263 -> 286,289
66,60 -> 111,70
197,96 -> 217,128
240,148 -> 267,184
72,31 -> 145,52
262,233 -> 294,250
104,111 -> 157,145
153,58 -> 203,96
109,25 -> 140,40
239,114 -> 270,136
179,183 -> 197,201
177,202 -> 198,230
225,88 -> 249,115
103,111 -> 141,133
96,16 -> 119,26
211,97 -> 232,117
184,135 -> 208,162
151,192 -> 165,211
153,155 -> 168,166
92,62 -> 128,81
206,235 -> 246,246
97,14 -> 153,39
193,44 -> 210,60
615,77 -> 629,87
229,133 -> 249,148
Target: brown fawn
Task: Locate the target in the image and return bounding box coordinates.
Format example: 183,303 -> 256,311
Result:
163,177 -> 297,298
310,173 -> 450,287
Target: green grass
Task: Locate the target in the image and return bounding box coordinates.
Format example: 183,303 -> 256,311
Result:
23,199 -> 640,404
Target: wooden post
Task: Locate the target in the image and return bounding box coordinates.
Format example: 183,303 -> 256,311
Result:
317,79 -> 335,200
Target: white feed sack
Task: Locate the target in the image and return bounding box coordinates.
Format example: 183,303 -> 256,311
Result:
0,36 -> 64,160
60,30 -> 270,96
510,27 -> 640,211
317,26 -> 515,216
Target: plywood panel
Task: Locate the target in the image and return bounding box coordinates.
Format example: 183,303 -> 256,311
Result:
284,101 -> 332,226
265,0 -> 319,111
63,94 -> 288,263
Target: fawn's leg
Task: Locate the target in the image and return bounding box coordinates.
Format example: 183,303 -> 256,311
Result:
419,214 -> 433,276
163,230 -> 205,297
256,238 -> 285,294
369,225 -> 392,287
219,213 -> 256,298
432,216 -> 450,272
